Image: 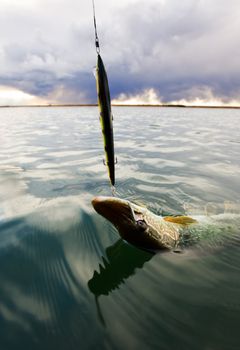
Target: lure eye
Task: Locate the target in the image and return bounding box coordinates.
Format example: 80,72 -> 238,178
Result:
136,220 -> 148,231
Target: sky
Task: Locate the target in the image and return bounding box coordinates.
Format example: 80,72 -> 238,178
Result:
0,0 -> 240,106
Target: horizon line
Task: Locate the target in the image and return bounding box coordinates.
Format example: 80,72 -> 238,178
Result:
0,103 -> 240,109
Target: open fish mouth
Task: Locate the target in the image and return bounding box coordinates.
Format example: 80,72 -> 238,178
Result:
92,196 -> 135,226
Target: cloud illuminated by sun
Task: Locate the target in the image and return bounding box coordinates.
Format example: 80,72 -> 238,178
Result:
112,87 -> 240,107
0,86 -> 46,106
171,87 -> 240,107
1,85 -> 240,107
112,88 -> 162,105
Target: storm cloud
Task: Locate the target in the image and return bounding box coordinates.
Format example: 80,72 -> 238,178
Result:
0,0 -> 240,105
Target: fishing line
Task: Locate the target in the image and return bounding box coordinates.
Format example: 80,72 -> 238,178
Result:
111,186 -> 116,196
92,0 -> 100,53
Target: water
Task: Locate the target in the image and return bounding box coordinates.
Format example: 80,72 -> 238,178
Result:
0,106 -> 240,350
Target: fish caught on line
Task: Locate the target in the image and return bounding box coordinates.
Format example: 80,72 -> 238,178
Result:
92,196 -> 240,252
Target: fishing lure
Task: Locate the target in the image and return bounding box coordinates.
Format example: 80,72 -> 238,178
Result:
92,0 -> 116,188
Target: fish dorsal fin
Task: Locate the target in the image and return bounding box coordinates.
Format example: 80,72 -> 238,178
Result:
163,216 -> 197,225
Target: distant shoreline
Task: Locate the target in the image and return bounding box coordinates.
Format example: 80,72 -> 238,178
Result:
0,104 -> 240,109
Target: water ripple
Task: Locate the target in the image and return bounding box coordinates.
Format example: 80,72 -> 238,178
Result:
1,106 -> 240,350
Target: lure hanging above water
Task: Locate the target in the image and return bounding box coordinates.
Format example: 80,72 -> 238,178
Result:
95,54 -> 116,187
92,0 -> 116,187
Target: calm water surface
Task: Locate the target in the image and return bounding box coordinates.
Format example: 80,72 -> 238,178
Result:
0,106 -> 240,350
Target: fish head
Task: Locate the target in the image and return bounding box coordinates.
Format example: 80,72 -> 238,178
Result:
92,196 -> 141,231
92,196 -> 164,250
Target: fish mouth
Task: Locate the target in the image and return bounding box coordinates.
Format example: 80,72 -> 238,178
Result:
92,196 -> 133,226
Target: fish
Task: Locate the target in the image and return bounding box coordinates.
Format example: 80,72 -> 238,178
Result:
95,53 -> 115,187
92,196 -> 240,251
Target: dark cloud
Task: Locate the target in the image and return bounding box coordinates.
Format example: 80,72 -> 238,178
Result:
0,0 -> 240,104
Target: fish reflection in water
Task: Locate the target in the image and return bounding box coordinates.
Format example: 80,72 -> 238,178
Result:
88,239 -> 153,325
